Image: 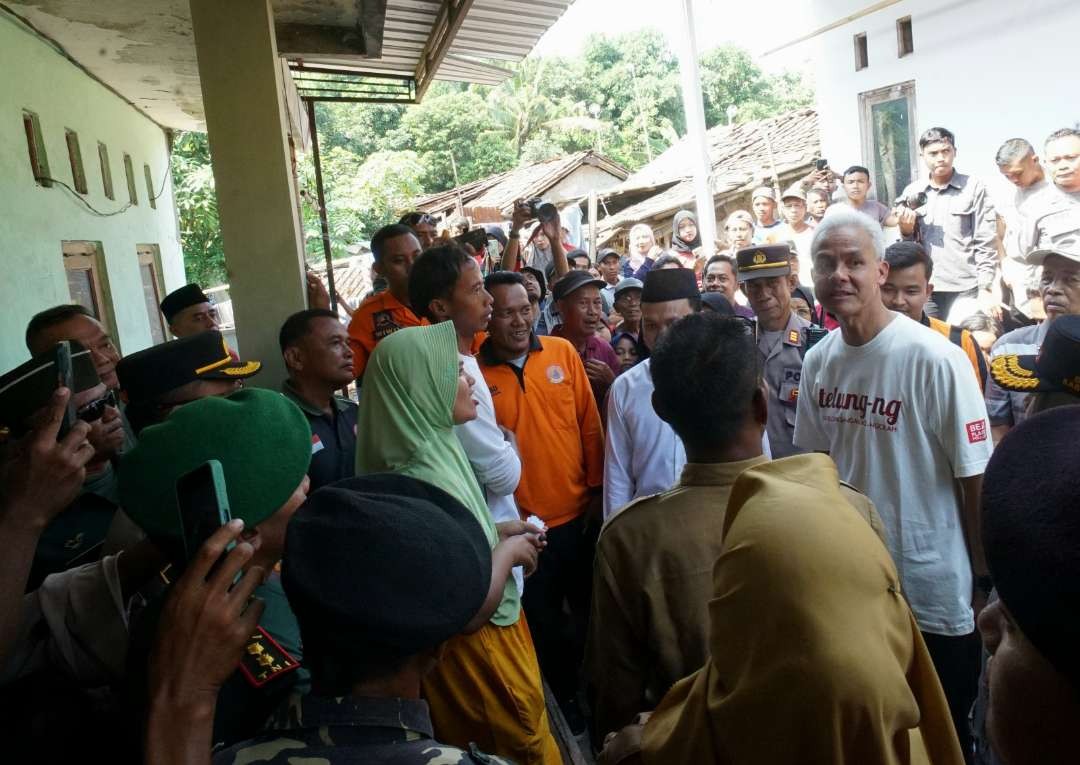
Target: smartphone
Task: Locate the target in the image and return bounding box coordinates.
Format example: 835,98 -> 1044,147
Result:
54,341 -> 77,439
453,228 -> 488,253
176,460 -> 233,566
0,341 -> 78,439
815,158 -> 828,171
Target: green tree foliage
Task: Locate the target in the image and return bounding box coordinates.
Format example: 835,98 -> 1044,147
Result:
170,131 -> 226,287
386,89 -> 517,191
171,31 -> 812,286
699,45 -> 815,124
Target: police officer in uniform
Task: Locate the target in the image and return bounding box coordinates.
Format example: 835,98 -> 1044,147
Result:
737,244 -> 810,458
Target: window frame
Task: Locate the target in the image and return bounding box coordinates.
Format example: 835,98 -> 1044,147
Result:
65,129 -> 88,194
143,163 -> 157,209
123,152 -> 139,206
858,80 -> 920,206
98,142 -> 115,200
137,244 -> 168,343
854,32 -> 869,71
897,16 -> 914,57
22,111 -> 52,187
61,240 -> 118,342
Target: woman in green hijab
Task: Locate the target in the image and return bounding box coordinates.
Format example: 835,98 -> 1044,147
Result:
356,320 -> 561,765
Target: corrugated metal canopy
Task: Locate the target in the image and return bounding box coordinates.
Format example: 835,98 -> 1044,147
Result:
0,0 -> 576,130
298,0 -> 576,89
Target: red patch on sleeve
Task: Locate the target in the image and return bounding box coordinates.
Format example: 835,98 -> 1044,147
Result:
966,420 -> 987,443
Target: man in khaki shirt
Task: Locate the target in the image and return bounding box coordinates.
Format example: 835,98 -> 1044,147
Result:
586,311 -> 880,743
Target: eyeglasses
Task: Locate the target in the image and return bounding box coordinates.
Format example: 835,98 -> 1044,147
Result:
76,389 -> 118,423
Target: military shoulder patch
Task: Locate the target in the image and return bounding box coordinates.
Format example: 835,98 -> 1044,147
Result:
788,329 -> 801,345
239,626 -> 300,688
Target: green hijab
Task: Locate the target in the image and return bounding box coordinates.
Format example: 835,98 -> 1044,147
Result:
356,321 -> 520,626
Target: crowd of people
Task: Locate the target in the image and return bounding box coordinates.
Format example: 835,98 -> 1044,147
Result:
0,122 -> 1079,765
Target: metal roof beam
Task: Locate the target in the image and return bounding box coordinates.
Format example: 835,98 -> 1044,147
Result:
414,0 -> 477,100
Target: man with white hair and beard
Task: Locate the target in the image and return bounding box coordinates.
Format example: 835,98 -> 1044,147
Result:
794,207 -> 994,763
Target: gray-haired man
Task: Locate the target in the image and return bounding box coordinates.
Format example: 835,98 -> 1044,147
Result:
794,207 -> 993,760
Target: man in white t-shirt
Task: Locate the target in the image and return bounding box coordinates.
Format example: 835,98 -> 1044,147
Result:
794,207 -> 993,761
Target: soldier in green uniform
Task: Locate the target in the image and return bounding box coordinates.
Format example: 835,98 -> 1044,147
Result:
206,474 -> 514,764
737,244 -> 811,458
118,388 -> 313,754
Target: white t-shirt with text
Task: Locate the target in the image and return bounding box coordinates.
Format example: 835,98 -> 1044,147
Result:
793,313 -> 992,636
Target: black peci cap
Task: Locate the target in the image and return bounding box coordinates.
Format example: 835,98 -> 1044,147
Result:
641,267 -> 699,304
160,283 -> 211,323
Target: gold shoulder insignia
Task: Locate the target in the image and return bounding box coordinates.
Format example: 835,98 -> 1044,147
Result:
990,354 -> 1039,390
788,329 -> 800,345
238,626 -> 300,688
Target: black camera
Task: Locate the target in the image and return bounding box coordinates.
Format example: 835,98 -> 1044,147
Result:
896,190 -> 928,210
814,158 -> 829,171
453,228 -> 488,253
523,197 -> 559,224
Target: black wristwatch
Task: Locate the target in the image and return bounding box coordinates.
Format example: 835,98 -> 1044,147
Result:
974,574 -> 993,593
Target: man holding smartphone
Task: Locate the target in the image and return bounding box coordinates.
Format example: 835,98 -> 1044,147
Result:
119,389 -> 312,752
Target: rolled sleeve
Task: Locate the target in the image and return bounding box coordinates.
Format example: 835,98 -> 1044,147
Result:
971,184 -> 999,289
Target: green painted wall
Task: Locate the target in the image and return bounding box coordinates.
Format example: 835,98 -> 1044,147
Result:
0,12 -> 185,370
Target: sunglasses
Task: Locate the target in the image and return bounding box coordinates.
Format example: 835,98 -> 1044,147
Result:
402,213 -> 437,227
76,389 -> 118,423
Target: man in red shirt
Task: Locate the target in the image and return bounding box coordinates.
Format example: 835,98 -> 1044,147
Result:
550,271 -> 621,406
346,224 -> 422,382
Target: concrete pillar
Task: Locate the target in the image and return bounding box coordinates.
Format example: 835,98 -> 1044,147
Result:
189,0 -> 305,388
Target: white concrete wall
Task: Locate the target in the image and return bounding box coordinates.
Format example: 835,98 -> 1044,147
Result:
808,0 -> 1080,208
0,12 -> 184,369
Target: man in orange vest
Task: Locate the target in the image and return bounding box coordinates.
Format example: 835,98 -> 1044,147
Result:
346,224 -> 422,382
882,241 -> 988,388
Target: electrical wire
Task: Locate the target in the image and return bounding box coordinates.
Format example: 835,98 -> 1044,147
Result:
35,154 -> 173,218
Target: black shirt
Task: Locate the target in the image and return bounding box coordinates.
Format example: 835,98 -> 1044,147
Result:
282,381 -> 358,491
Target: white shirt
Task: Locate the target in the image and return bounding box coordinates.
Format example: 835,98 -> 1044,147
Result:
794,313 -> 993,636
456,353 -> 524,595
604,359 -> 771,520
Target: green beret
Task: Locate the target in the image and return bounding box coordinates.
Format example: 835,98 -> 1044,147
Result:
119,388 -> 312,540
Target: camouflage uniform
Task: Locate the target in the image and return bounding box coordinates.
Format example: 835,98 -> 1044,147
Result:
212,693 -> 516,764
